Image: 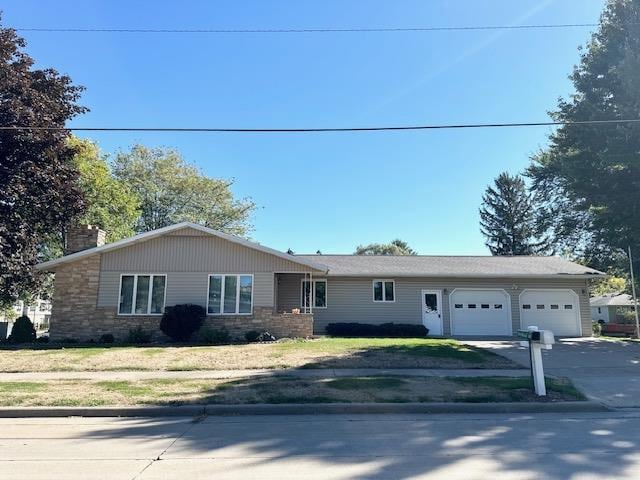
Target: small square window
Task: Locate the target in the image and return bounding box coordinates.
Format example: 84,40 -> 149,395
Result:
536,304 -> 545,310
550,304 -> 559,310
373,280 -> 395,302
523,304 -> 531,310
454,303 -> 463,309
564,304 -> 573,310
481,304 -> 490,309
468,304 -> 477,309
494,304 -> 503,309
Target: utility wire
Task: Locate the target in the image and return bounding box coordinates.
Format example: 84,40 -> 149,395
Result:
1,119 -> 639,134
12,22 -> 614,34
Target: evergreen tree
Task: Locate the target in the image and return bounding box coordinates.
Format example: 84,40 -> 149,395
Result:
479,173 -> 548,256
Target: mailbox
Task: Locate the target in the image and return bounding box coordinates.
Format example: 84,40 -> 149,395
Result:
517,329 -> 554,348
518,326 -> 555,396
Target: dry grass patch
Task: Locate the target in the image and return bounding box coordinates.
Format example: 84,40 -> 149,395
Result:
0,375 -> 582,407
0,338 -> 516,372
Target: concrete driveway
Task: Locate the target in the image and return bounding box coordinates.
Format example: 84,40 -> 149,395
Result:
467,338 -> 640,408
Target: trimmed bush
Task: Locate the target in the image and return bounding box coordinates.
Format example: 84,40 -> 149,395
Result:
199,327 -> 231,345
325,322 -> 428,338
127,326 -> 152,344
99,333 -> 115,344
160,304 -> 206,342
8,316 -> 36,343
245,330 -> 260,343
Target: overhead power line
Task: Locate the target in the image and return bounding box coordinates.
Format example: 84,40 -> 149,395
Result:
1,119 -> 639,134
12,22 -> 612,34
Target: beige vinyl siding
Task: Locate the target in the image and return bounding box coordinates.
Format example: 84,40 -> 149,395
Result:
96,232 -> 311,310
101,235 -> 314,273
98,271 -> 274,308
277,275 -> 591,335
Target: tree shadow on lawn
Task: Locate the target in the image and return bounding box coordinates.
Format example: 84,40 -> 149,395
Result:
76,412 -> 639,479
293,339 -> 519,370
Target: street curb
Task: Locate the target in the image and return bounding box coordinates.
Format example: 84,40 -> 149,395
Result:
0,401 -> 608,418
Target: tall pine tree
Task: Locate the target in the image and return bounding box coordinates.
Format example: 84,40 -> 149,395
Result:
479,173 -> 548,256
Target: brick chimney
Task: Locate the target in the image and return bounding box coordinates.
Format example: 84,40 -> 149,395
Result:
65,225 -> 106,255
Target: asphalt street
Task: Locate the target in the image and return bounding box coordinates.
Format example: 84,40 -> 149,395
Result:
1,411 -> 639,479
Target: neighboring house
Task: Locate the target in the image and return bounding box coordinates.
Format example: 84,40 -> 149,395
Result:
36,223 -> 605,341
591,293 -> 637,323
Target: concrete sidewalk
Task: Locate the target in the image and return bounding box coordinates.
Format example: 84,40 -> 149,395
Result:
0,367 -> 530,382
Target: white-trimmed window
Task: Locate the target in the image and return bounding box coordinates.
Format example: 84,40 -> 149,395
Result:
119,274 -> 166,315
301,279 -> 327,309
373,280 -> 395,302
208,274 -> 253,315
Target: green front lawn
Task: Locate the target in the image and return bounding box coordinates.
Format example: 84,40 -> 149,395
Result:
0,375 -> 583,407
0,337 -> 516,372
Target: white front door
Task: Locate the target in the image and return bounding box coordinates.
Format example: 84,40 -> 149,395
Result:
422,290 -> 443,335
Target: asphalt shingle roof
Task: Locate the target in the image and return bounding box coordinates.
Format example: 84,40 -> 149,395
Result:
294,255 -> 604,277
590,293 -> 636,307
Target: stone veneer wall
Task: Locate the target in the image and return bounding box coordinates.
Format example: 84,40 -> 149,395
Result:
50,256 -> 313,341
66,225 -> 106,254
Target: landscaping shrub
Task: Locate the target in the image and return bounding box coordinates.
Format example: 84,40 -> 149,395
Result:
199,327 -> 231,345
60,337 -> 79,344
245,330 -> 260,342
160,304 -> 206,341
127,326 -> 152,344
35,335 -> 49,344
592,322 -> 602,337
326,322 -> 428,338
99,333 -> 115,344
8,316 -> 36,343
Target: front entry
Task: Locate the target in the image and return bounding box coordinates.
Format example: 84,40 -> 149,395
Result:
422,289 -> 443,335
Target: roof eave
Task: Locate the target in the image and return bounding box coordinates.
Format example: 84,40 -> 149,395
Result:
322,273 -> 606,278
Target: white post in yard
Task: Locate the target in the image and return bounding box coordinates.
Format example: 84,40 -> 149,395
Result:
518,326 -> 554,396
528,327 -> 546,396
310,271 -> 313,315
629,246 -> 640,339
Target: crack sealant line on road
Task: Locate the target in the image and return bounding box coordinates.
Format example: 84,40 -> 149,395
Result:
131,414 -> 205,480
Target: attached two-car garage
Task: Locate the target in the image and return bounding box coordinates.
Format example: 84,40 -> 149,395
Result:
449,288 -> 582,337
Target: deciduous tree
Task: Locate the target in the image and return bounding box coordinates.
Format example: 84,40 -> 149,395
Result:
528,0 -> 640,272
355,239 -> 417,255
0,24 -> 86,307
112,145 -> 255,235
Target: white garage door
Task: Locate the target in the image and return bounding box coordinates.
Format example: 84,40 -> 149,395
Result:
520,289 -> 581,337
450,289 -> 512,336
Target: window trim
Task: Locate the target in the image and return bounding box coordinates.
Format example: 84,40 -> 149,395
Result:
372,279 -> 396,303
118,273 -> 167,316
207,274 -> 254,316
300,278 -> 328,309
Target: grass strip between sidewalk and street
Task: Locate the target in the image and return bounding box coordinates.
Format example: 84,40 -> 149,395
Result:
0,375 -> 584,407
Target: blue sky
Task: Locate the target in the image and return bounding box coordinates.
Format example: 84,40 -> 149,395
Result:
4,0 -> 606,254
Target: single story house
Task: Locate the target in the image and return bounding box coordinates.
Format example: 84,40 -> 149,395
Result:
36,223 -> 605,341
591,293 -> 637,323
